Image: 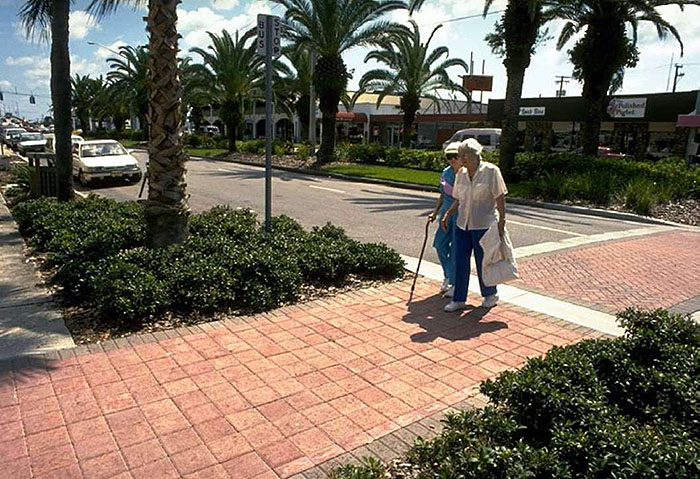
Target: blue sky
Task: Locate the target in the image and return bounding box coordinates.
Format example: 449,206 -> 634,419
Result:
1,0 -> 699,121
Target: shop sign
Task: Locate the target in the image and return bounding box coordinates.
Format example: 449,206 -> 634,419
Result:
607,98 -> 647,119
463,75 -> 493,92
519,106 -> 546,116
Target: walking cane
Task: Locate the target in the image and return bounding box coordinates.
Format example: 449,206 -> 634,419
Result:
138,161 -> 148,199
408,219 -> 431,304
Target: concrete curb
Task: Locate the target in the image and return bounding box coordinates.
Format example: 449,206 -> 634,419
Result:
179,150 -> 690,228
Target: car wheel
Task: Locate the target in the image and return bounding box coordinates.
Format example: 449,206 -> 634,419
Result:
79,170 -> 90,187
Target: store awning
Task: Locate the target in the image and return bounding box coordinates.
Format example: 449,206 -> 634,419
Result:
677,113 -> 700,128
336,112 -> 367,123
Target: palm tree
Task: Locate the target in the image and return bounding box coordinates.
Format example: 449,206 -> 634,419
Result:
553,0 -> 698,156
18,0 -> 73,201
356,20 -> 469,148
272,0 -> 407,164
410,0 -> 552,179
90,0 -> 189,247
71,74 -> 98,132
190,29 -> 266,152
107,45 -> 150,137
278,47 -> 314,141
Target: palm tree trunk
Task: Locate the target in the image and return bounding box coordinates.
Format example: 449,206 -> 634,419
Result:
401,109 -> 418,149
228,122 -> 237,152
318,94 -> 339,164
51,0 -> 73,201
145,0 -> 189,247
499,64 -> 526,181
581,80 -> 606,156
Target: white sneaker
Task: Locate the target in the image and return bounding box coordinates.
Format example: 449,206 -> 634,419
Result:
444,301 -> 468,312
481,295 -> 499,308
440,279 -> 450,293
443,286 -> 454,298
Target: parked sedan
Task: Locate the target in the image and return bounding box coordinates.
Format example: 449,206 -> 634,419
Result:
44,134 -> 85,154
17,132 -> 47,155
73,140 -> 142,186
1,127 -> 25,145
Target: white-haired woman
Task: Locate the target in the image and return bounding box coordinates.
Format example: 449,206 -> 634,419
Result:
440,138 -> 507,311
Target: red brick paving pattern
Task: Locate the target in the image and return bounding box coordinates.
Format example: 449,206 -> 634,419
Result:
516,231 -> 700,313
0,280 -> 589,479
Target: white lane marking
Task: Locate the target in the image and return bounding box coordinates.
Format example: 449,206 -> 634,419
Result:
74,190 -> 88,198
309,185 -> 346,194
401,255 -> 623,336
507,219 -> 586,237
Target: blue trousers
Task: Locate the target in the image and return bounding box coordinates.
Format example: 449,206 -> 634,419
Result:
453,227 -> 497,302
433,213 -> 456,284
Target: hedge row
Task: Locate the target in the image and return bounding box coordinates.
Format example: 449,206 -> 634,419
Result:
334,309 -> 700,479
183,134 -> 300,156
13,197 -> 404,328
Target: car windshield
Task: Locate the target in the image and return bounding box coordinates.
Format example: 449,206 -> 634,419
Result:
21,133 -> 43,141
81,143 -> 127,157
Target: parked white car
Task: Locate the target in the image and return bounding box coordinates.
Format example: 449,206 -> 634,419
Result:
2,127 -> 26,146
17,132 -> 47,155
442,128 -> 501,153
44,134 -> 85,154
72,140 -> 141,186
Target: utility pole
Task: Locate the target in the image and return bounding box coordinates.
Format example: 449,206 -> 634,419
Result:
673,64 -> 684,92
555,75 -> 571,97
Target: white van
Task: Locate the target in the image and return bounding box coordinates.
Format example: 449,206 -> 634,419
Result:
199,125 -> 220,136
442,128 -> 501,153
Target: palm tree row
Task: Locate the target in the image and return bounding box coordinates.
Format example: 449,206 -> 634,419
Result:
410,0 -> 697,179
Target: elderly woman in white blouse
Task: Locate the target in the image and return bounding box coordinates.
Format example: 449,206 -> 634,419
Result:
440,138 -> 507,312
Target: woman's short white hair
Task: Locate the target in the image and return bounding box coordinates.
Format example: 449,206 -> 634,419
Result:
458,138 -> 484,158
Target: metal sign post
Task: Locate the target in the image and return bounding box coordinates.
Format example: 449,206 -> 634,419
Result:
257,14 -> 281,232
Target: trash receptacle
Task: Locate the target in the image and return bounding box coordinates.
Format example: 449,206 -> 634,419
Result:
27,152 -> 58,198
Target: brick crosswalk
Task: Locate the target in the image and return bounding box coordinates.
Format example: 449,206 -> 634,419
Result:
0,279 -> 594,479
515,231 -> 700,314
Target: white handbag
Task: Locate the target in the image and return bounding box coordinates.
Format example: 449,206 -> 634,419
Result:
480,224 -> 519,287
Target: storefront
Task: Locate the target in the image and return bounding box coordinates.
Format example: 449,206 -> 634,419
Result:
677,91 -> 700,163
487,90 -> 699,160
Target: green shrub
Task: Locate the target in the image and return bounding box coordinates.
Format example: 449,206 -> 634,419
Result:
184,133 -> 202,148
624,178 -> 659,215
296,144 -> 311,161
353,243 -> 405,278
92,260 -> 170,325
240,139 -> 265,154
13,198 -> 404,324
335,310 -> 700,479
189,206 -> 258,241
9,163 -> 31,190
129,130 -> 146,142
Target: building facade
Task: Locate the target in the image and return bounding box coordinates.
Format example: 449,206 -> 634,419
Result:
198,93 -> 487,148
487,90 -> 699,160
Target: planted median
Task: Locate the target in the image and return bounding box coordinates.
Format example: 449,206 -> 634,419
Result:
11,196 -> 405,341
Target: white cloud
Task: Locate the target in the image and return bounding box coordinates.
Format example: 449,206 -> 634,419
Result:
5,56 -> 35,66
0,80 -> 11,90
70,10 -> 100,40
178,2 -> 272,51
212,0 -> 240,10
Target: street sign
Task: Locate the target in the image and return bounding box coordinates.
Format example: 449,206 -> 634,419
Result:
256,14 -> 282,58
256,14 -> 282,232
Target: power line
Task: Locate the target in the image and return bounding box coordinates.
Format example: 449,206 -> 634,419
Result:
417,9 -> 505,27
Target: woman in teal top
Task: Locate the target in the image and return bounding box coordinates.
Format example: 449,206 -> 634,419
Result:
428,142 -> 461,296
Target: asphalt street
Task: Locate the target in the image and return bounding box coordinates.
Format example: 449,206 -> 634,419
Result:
77,151 -> 646,265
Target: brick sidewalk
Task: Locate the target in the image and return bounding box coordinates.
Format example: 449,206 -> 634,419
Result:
515,231 -> 700,314
0,279 -> 597,479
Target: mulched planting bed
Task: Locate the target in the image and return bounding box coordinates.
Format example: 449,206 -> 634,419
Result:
61,270 -> 411,344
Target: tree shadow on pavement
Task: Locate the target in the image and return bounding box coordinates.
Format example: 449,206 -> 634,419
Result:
347,188 -> 435,214
507,204 -> 594,227
404,293 -> 507,344
0,354 -> 58,390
